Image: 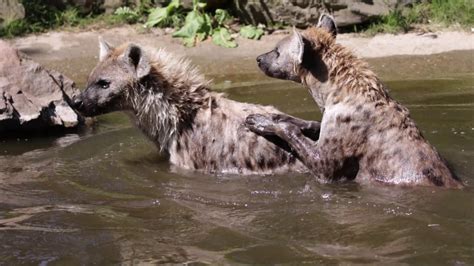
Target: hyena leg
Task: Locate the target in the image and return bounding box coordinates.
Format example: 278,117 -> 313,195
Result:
270,114 -> 320,141
245,114 -> 350,180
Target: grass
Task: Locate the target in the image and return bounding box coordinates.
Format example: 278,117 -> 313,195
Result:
367,0 -> 473,35
429,0 -> 474,25
0,0 -> 137,38
1,0 -> 473,38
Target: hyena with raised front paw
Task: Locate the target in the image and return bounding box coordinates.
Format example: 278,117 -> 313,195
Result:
73,39 -> 321,175
245,15 -> 463,187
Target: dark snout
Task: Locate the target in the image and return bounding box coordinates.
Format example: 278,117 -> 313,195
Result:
72,94 -> 84,110
256,52 -> 270,73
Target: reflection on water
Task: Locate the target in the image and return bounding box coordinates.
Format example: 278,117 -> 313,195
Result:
0,52 -> 473,264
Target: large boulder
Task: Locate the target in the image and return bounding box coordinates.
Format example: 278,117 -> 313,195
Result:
233,0 -> 416,28
0,41 -> 84,134
0,0 -> 25,27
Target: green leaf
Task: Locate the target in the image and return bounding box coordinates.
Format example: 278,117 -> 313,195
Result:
172,11 -> 201,38
239,25 -> 264,40
214,9 -> 231,26
114,7 -> 139,23
145,0 -> 180,28
145,7 -> 168,27
168,0 -> 180,10
182,37 -> 195,47
212,27 -> 237,48
173,10 -> 211,46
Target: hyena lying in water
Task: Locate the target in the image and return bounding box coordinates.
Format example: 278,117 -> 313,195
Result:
245,15 -> 463,188
73,39 -> 321,175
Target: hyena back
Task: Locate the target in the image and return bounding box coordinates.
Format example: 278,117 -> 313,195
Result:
73,39 -> 320,175
246,15 -> 463,187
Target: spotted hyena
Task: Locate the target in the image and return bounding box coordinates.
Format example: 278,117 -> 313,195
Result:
73,38 -> 321,175
245,15 -> 463,187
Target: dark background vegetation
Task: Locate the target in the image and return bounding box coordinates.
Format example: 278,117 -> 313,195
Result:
0,0 -> 472,46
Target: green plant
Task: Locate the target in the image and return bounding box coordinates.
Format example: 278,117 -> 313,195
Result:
429,0 -> 474,25
210,9 -> 236,47
367,9 -> 410,34
114,6 -> 140,24
0,19 -> 29,37
239,25 -> 264,40
145,0 -> 182,28
365,0 -> 473,35
57,8 -> 81,26
170,1 -> 237,47
171,0 -> 210,46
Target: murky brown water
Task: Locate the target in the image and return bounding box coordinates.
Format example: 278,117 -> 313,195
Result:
0,51 -> 473,264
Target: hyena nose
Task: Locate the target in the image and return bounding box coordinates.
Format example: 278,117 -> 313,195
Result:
256,55 -> 263,63
71,95 -> 83,109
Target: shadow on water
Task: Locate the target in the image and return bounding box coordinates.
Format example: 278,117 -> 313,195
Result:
0,51 -> 473,264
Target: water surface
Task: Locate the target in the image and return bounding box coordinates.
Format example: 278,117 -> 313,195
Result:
0,52 -> 473,264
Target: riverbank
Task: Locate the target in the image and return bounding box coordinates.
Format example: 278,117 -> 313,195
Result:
7,26 -> 473,84
11,26 -> 474,59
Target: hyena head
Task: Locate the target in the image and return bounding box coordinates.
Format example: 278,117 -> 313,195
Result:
73,38 -> 150,116
256,14 -> 337,83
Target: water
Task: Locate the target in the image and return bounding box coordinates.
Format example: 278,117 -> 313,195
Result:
0,52 -> 473,264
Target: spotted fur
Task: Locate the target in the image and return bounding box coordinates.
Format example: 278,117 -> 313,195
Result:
74,40 -> 321,175
247,15 -> 463,187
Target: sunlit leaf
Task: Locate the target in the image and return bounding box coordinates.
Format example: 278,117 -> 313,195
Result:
212,27 -> 237,48
239,25 -> 264,40
145,0 -> 180,28
214,9 -> 231,26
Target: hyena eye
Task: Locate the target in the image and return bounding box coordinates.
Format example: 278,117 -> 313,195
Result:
96,79 -> 110,89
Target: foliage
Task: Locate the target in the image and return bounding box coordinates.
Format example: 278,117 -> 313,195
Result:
0,0 -> 60,37
114,7 -> 140,24
0,19 -> 29,37
367,9 -> 410,34
172,8 -> 210,46
56,8 -> 84,27
145,0 -> 182,28
366,0 -> 473,35
212,27 -> 236,48
168,0 -> 238,48
239,25 -> 264,40
429,0 -> 474,25
210,9 -> 236,48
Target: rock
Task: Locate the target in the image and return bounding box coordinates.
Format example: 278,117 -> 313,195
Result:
0,0 -> 25,27
0,41 -> 84,134
232,0 -> 416,28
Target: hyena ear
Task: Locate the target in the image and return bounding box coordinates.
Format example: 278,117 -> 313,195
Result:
98,36 -> 113,61
317,14 -> 337,37
122,44 -> 151,79
289,27 -> 304,65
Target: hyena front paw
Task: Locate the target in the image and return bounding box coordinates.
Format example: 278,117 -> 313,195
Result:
245,114 -> 280,136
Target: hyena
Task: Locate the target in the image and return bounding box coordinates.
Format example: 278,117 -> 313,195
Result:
245,15 -> 463,187
73,38 -> 321,175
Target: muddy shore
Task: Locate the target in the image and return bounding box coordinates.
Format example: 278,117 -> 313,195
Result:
7,26 -> 474,84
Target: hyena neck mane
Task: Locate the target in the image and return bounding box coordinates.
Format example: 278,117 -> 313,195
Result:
127,49 -> 212,152
301,28 -> 391,108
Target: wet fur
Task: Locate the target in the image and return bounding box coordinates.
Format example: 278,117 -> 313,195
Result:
247,15 -> 463,187
76,42 -> 321,175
